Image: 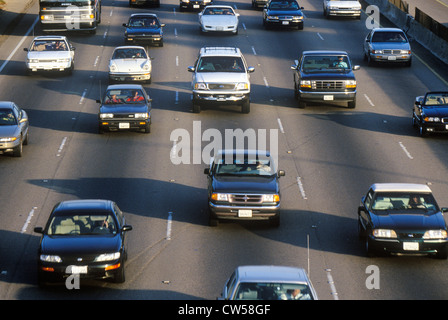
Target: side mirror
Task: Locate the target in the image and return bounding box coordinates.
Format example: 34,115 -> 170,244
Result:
247,66 -> 255,73
34,227 -> 44,234
187,66 -> 195,72
204,168 -> 210,175
122,225 -> 133,232
122,23 -> 128,27
96,99 -> 101,103
161,23 -> 166,27
353,65 -> 360,71
23,48 -> 29,52
278,170 -> 285,177
441,207 -> 448,213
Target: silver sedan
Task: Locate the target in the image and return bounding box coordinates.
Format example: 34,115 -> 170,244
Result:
199,5 -> 239,35
0,101 -> 29,157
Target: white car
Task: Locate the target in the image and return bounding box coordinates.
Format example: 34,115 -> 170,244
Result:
199,5 -> 239,35
323,0 -> 361,19
24,36 -> 75,74
109,46 -> 152,84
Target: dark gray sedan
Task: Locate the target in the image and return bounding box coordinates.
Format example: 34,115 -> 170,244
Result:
0,101 -> 29,157
363,28 -> 412,67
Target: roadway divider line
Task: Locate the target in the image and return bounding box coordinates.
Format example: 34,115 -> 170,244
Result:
0,17 -> 39,74
21,207 -> 37,234
399,141 -> 414,160
166,211 -> 173,240
325,268 -> 339,300
277,118 -> 285,134
296,176 -> 307,200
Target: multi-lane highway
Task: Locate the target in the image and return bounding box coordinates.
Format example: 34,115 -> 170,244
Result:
1,0 -> 448,301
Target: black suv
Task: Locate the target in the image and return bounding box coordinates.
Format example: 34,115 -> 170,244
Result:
291,50 -> 360,108
204,150 -> 285,227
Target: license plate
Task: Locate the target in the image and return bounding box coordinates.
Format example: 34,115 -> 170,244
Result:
282,21 -> 289,25
323,95 -> 334,101
119,122 -> 130,129
193,4 -> 199,8
388,56 -> 397,61
68,266 -> 88,274
238,209 -> 252,217
403,242 -> 419,251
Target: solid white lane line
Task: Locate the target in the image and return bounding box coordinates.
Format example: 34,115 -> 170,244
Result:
21,207 -> 37,234
57,137 -> 68,157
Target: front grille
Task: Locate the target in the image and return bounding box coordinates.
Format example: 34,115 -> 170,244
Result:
383,50 -> 401,54
38,59 -> 58,63
208,84 -> 235,90
112,113 -> 135,119
230,194 -> 263,204
313,80 -> 345,90
398,232 -> 423,239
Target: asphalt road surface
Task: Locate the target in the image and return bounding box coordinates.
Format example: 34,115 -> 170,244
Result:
1,0 -> 448,301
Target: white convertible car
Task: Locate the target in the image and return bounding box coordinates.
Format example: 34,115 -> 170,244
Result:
109,46 -> 152,84
199,5 -> 239,35
24,36 -> 75,74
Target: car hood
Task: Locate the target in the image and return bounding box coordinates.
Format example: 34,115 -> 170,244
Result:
0,125 -> 19,138
370,42 -> 410,50
100,104 -> 149,113
212,175 -> 279,193
200,15 -> 238,25
110,58 -> 151,72
422,106 -> 448,117
195,72 -> 249,83
27,51 -> 72,59
326,1 -> 361,8
373,211 -> 446,230
126,27 -> 162,36
41,235 -> 121,255
266,9 -> 303,16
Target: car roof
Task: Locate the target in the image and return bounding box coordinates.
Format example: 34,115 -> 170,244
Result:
113,45 -> 147,50
0,101 -> 15,109
215,149 -> 271,157
204,5 -> 234,8
130,13 -> 158,18
302,50 -> 349,56
199,47 -> 242,57
54,199 -> 114,213
370,183 -> 432,193
236,266 -> 310,284
32,35 -> 67,41
371,27 -> 404,32
106,84 -> 145,90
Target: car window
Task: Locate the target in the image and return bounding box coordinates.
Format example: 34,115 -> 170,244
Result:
270,1 -> 299,10
104,89 -> 146,104
214,157 -> 274,176
204,7 -> 234,15
0,109 -> 17,125
30,40 -> 67,51
371,193 -> 438,213
197,57 -> 245,72
234,283 -> 313,300
113,48 -> 147,59
47,213 -> 118,235
129,17 -> 159,28
302,55 -> 350,72
372,31 -> 407,43
424,94 -> 448,106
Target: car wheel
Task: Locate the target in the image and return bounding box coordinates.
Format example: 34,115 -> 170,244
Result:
367,54 -> 375,67
114,264 -> 126,283
23,131 -> 29,145
143,123 -> 151,133
298,23 -> 303,30
193,102 -> 201,113
270,215 -> 280,228
241,100 -> 250,114
365,236 -> 375,257
435,247 -> 448,259
419,125 -> 427,137
348,100 -> 356,108
12,137 -> 23,157
298,99 -> 306,109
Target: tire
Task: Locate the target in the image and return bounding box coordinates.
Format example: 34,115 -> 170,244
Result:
23,131 -> 29,145
143,123 -> 151,133
270,215 -> 280,228
298,100 -> 306,109
348,100 -> 356,109
12,137 -> 23,157
113,264 -> 125,283
435,247 -> 448,259
192,102 -> 201,113
419,125 -> 427,137
241,100 -> 250,113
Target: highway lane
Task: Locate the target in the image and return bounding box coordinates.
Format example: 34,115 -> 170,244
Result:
0,0 -> 448,300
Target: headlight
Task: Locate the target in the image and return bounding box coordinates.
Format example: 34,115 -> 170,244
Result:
181,0 -> 190,3
135,113 -> 149,119
345,80 -> 357,88
300,80 -> 311,88
262,194 -> 280,202
211,193 -> 229,201
94,252 -> 121,262
372,50 -> 383,54
194,82 -> 207,90
401,50 -> 411,54
423,116 -> 441,122
423,230 -> 448,239
40,255 -> 62,263
41,15 -> 54,21
100,113 -> 114,119
236,82 -> 249,90
373,229 -> 397,238
27,59 -> 39,63
143,62 -> 151,71
109,63 -> 117,72
0,137 -> 17,142
292,16 -> 303,20
57,58 -> 70,63
267,16 -> 279,20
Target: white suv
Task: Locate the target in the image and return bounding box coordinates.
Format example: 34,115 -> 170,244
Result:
187,47 -> 254,113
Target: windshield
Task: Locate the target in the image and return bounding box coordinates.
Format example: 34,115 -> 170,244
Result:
203,7 -> 235,15
128,17 -> 160,28
234,283 -> 313,300
302,55 -> 350,71
112,48 -> 147,59
372,31 -> 407,43
0,109 -> 17,126
30,40 -> 68,51
104,89 -> 146,104
214,156 -> 274,176
47,213 -> 117,235
197,56 -> 245,72
371,193 -> 439,213
424,93 -> 448,106
269,1 -> 300,10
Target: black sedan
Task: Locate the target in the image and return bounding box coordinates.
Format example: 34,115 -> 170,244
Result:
34,199 -> 133,286
357,183 -> 448,259
97,84 -> 152,134
263,0 -> 304,30
123,13 -> 165,47
412,91 -> 448,137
